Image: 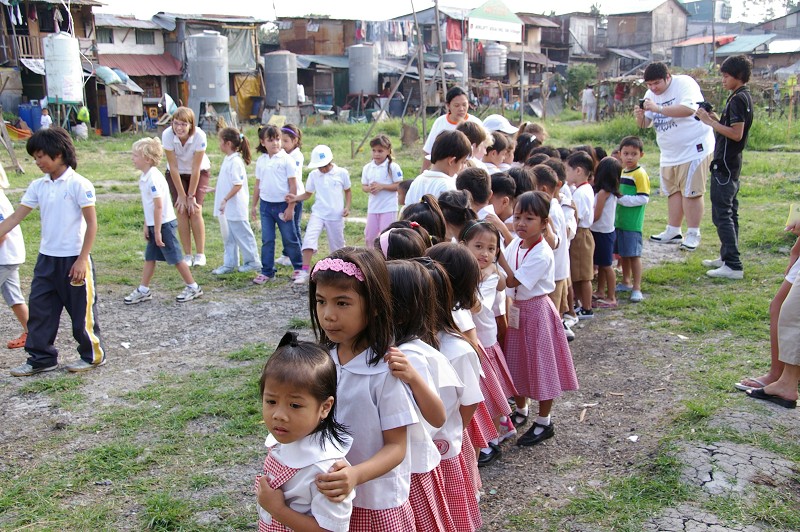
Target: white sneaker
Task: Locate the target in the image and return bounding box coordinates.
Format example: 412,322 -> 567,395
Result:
176,285 -> 203,302
650,229 -> 683,244
702,257 -> 724,268
275,255 -> 292,267
706,264 -> 743,279
630,290 -> 644,302
124,288 -> 152,305
183,255 -> 194,266
212,266 -> 235,275
563,322 -> 575,341
679,233 -> 701,251
192,254 -> 206,267
238,263 -> 261,273
563,314 -> 579,328
293,270 -> 310,285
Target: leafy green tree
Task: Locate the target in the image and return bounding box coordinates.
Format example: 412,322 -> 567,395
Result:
566,64 -> 598,101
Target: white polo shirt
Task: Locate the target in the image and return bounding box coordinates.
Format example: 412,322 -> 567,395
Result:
306,164 -> 351,221
161,126 -> 211,174
255,151 -> 299,203
213,153 -> 249,221
21,167 -> 96,257
0,191 -> 25,265
139,167 -> 176,227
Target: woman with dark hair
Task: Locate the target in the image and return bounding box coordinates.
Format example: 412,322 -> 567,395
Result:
422,86 -> 483,170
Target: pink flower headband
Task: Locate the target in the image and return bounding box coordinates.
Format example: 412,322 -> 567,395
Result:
311,258 -> 365,282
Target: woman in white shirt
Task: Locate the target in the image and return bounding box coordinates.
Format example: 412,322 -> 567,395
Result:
162,107 -> 212,267
422,87 -> 482,171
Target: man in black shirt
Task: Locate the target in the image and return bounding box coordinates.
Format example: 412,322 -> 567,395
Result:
696,55 -> 754,279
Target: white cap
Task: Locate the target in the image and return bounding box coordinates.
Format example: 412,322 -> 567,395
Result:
308,145 -> 334,168
482,114 -> 519,135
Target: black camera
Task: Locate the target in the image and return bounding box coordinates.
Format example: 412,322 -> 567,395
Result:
639,99 -> 645,109
694,101 -> 713,120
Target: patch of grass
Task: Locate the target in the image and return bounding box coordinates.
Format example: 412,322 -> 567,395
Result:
143,492 -> 194,530
703,484 -> 800,530
19,374 -> 84,395
288,317 -> 312,329
227,343 -> 271,361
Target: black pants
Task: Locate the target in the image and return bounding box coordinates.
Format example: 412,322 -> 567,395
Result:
710,161 -> 742,271
25,254 -> 105,368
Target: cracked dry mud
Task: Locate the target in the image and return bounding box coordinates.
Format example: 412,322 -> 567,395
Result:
0,239 -> 798,530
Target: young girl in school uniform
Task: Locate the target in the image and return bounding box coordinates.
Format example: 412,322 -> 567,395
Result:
425,242 -> 507,467
276,124 -> 305,267
362,135 -> 404,248
385,259 -> 459,532
255,332 -> 353,532
499,191 -> 579,447
310,248 -> 419,531
212,127 -> 260,274
415,257 -> 483,531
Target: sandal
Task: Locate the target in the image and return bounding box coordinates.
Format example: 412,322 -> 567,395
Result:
734,377 -> 766,392
7,332 -> 27,349
594,299 -> 618,309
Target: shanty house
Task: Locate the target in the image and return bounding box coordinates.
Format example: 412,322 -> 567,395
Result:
606,0 -> 689,62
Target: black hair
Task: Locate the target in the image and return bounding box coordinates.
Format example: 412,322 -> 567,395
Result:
425,242 -> 480,312
401,194 -> 447,244
513,133 -> 540,163
309,247 -> 393,366
507,166 -> 534,197
487,131 -> 508,153
566,151 -> 595,177
256,125 -> 281,154
720,54 -> 751,83
573,145 -> 598,169
529,146 -> 558,158
446,86 -> 468,104
260,331 -> 350,447
515,190 -> 551,220
460,219 -> 501,260
219,127 -> 252,165
385,219 -> 433,248
281,123 -> 303,149
26,127 -> 78,169
490,172 -> 516,199
532,164 -> 558,192
643,62 -> 669,82
594,146 -> 608,160
375,227 -> 428,260
619,136 -> 644,153
556,147 -> 571,160
541,158 -> 566,184
525,153 -> 550,167
593,157 -> 622,196
398,179 -> 413,194
386,260 -> 438,349
430,130 -> 472,164
456,121 -> 489,147
455,167 -> 491,204
438,189 -> 477,228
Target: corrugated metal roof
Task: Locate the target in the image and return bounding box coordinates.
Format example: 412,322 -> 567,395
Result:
768,39 -> 800,54
1,0 -> 102,6
516,14 -> 560,28
392,6 -> 472,23
715,34 -> 777,55
605,0 -> 689,16
296,55 -> 350,70
95,14 -> 161,30
674,35 -> 736,47
607,48 -> 649,60
152,12 -> 268,31
98,53 -> 183,77
506,51 -> 564,66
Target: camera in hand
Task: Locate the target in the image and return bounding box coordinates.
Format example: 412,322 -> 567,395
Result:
639,99 -> 645,109
694,101 -> 713,120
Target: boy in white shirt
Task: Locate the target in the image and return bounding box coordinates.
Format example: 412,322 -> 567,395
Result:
124,138 -> 202,305
286,145 -> 351,284
405,130 -> 471,205
565,151 -> 596,320
39,108 -> 52,130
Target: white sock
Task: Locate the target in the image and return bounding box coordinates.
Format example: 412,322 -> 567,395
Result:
489,438 -> 499,446
534,415 -> 551,435
138,285 -> 150,293
480,446 -> 493,455
188,282 -> 199,290
667,225 -> 681,235
686,227 -> 700,236
516,406 -> 529,417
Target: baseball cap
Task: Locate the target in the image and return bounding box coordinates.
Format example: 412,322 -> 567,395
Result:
482,114 -> 519,135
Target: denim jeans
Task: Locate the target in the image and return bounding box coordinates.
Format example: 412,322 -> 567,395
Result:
259,200 -> 302,276
710,160 -> 742,271
281,201 -> 304,258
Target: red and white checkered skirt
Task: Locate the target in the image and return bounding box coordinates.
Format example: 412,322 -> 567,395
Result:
255,452 -> 300,532
503,295 -> 579,401
439,454 -> 482,531
479,354 -> 513,419
349,500 -> 416,531
467,401 -> 498,449
461,430 -> 482,492
483,341 -> 519,399
409,469 -> 457,532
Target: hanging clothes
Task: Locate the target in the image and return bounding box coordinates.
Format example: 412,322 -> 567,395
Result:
54,7 -> 64,32
28,2 -> 37,21
446,19 -> 462,51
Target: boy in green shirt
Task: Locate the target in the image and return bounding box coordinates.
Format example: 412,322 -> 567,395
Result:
615,136 -> 650,302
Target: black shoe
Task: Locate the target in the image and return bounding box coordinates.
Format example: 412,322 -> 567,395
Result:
477,443 -> 501,467
517,422 -> 555,447
510,410 -> 529,429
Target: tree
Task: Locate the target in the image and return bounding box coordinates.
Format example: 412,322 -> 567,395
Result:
566,64 -> 598,102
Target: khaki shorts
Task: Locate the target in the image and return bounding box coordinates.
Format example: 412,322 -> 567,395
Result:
548,278 -> 569,315
569,227 -> 595,282
660,154 -> 711,198
778,281 -> 800,365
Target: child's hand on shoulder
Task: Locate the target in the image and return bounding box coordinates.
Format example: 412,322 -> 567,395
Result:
256,475 -> 287,514
384,347 -> 420,385
316,460 -> 356,502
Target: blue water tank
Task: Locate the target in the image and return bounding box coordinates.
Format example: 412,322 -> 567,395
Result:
30,104 -> 42,132
17,103 -> 32,129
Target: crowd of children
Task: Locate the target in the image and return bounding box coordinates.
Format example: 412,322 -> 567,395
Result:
2,105 -> 658,529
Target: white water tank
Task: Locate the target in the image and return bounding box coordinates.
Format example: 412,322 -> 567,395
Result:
264,51 -> 298,107
43,33 -> 84,104
484,42 -> 508,78
348,44 -> 378,95
185,31 -> 229,104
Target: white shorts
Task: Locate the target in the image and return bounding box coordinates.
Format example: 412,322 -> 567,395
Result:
0,264 -> 25,306
786,258 -> 800,285
301,214 -> 346,253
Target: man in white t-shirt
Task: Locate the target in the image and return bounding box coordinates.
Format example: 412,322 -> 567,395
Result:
634,63 -> 714,251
